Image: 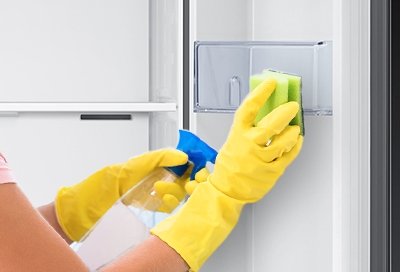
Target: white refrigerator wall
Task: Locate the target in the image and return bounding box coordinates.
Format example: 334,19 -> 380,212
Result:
191,0 -> 334,271
149,0 -> 183,150
0,1 -> 149,102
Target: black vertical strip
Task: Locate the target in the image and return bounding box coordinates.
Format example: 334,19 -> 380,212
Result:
371,0 -> 391,271
391,0 -> 400,271
183,0 -> 190,130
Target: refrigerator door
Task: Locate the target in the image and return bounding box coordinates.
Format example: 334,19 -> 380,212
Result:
189,0 -> 369,271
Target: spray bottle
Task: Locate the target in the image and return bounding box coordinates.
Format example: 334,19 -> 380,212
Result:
72,130 -> 218,271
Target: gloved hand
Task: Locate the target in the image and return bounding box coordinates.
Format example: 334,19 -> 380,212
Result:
151,78 -> 303,271
55,148 -> 191,242
122,163 -> 210,212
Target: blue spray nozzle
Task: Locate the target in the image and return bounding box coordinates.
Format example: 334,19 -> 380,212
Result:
168,130 -> 218,180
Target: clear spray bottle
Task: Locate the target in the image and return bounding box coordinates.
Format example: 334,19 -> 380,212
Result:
72,130 -> 218,271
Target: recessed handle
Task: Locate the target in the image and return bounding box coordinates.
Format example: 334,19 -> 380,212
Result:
229,76 -> 242,107
80,114 -> 132,120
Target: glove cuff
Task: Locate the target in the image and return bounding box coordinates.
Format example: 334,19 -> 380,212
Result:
150,181 -> 245,271
54,187 -> 81,242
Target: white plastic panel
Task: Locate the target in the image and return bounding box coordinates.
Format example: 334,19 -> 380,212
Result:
0,113 -> 149,207
150,112 -> 180,150
252,0 -> 333,41
195,0 -> 251,41
252,117 -> 333,271
0,1 -> 148,102
149,0 -> 183,149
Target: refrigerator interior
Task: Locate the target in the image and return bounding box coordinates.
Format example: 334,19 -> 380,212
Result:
190,0 -> 334,271
0,0 -> 183,207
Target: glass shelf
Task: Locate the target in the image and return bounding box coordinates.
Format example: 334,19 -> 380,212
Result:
194,41 -> 332,115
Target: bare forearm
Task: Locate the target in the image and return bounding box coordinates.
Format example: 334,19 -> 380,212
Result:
0,184 -> 88,271
37,201 -> 73,244
101,235 -> 189,272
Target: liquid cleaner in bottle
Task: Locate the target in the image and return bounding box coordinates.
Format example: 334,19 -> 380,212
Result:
72,130 -> 217,271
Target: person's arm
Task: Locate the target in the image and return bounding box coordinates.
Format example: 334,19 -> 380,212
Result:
0,183 -> 89,271
2,151 -> 187,271
101,235 -> 189,272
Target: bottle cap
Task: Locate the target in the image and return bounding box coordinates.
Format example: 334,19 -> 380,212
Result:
167,163 -> 190,178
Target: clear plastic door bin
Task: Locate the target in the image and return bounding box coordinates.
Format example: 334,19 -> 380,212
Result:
194,41 -> 332,115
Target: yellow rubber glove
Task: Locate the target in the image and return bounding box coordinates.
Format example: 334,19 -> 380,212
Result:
184,167 -> 211,195
55,148 -> 190,242
151,78 -> 303,271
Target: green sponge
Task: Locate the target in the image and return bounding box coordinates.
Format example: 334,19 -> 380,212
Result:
249,70 -> 305,136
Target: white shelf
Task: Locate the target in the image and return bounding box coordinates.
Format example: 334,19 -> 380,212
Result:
0,102 -> 176,114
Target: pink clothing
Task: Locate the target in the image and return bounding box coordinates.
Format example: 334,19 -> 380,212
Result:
0,153 -> 16,184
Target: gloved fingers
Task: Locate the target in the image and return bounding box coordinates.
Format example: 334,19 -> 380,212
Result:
259,126 -> 300,162
154,180 -> 186,202
184,167 -> 210,195
157,194 -> 180,214
194,167 -> 210,183
127,148 -> 188,169
250,101 -> 299,143
234,78 -> 277,129
267,135 -> 304,173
